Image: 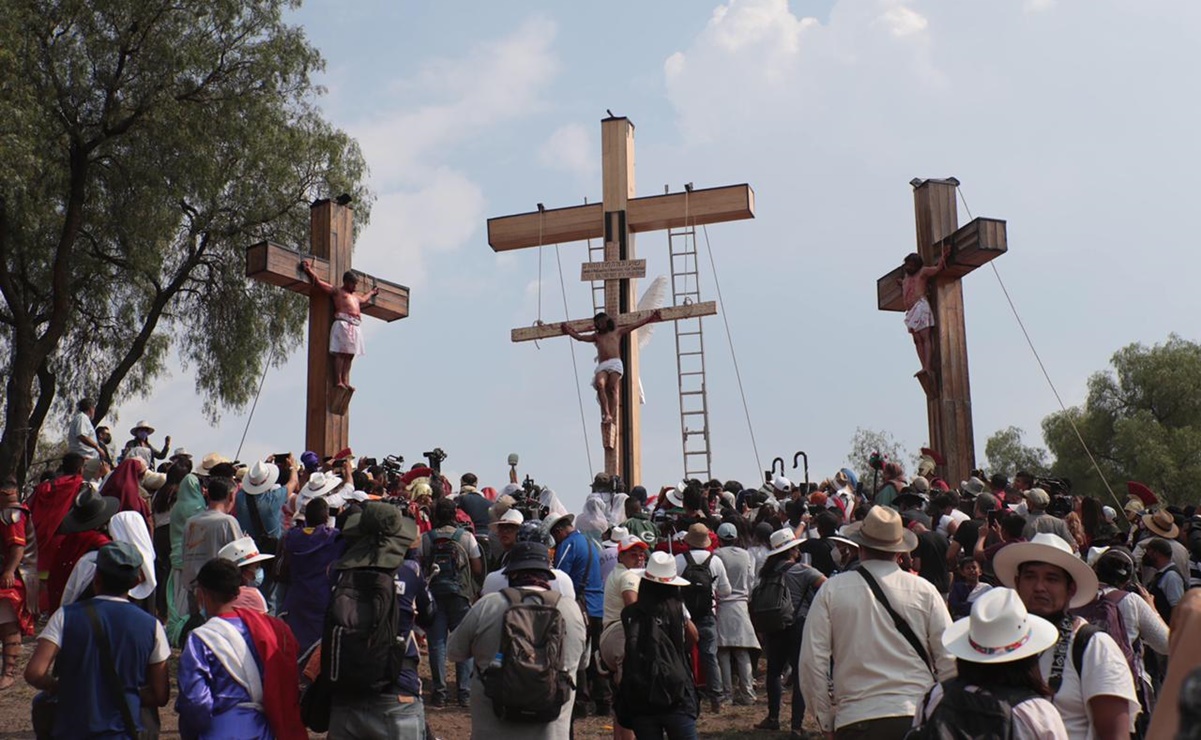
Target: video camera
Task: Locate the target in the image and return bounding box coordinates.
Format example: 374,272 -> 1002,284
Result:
422,448 -> 447,474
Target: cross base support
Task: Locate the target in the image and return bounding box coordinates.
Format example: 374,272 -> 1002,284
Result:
329,386 -> 354,415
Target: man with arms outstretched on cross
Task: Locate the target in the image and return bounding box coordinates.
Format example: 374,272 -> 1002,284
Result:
562,310 -> 662,424
900,246 -> 950,381
300,261 -> 378,391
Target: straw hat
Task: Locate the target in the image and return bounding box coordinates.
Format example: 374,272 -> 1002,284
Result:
129,420 -> 155,435
639,551 -> 690,586
843,506 -> 918,553
993,532 -> 1099,608
766,527 -> 805,557
941,587 -> 1058,664
194,452 -> 230,477
1143,509 -> 1180,539
241,460 -> 280,495
683,523 -> 711,549
218,536 -> 275,568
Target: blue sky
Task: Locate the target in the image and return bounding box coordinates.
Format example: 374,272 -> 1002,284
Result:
112,0 -> 1201,511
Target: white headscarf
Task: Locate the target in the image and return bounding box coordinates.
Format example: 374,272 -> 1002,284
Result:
60,512 -> 157,605
575,494 -> 610,538
608,493 -> 629,527
539,487 -> 569,518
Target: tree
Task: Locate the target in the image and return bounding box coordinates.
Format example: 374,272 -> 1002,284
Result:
845,427 -> 911,493
1041,335 -> 1201,504
0,1 -> 369,481
983,426 -> 1049,480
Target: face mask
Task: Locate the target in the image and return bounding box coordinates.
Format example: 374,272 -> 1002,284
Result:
253,568 -> 265,588
135,430 -> 149,441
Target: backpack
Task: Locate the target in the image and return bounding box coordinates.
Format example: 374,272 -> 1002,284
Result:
680,551 -> 715,618
749,567 -> 793,634
424,528 -> 475,599
906,679 -> 1039,740
617,602 -> 694,717
322,568 -> 405,693
481,588 -> 574,723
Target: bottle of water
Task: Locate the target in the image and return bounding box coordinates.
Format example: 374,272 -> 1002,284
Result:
490,651 -> 503,670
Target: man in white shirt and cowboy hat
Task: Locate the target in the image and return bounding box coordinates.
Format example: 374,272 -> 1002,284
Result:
800,505 -> 955,740
995,532 -> 1138,740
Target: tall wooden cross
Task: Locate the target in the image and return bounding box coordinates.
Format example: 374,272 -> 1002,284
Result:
487,116 -> 754,485
876,177 -> 1008,486
245,198 -> 410,457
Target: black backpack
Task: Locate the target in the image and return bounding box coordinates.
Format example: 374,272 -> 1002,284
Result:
481,588 -> 574,723
322,568 -> 404,693
680,551 -> 715,618
749,567 -> 793,634
907,679 -> 1039,740
424,528 -> 474,599
617,602 -> 695,718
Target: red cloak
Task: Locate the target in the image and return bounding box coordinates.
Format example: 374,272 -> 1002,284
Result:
233,607 -> 307,740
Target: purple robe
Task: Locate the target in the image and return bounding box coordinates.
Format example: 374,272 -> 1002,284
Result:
280,525 -> 344,651
177,616 -> 272,740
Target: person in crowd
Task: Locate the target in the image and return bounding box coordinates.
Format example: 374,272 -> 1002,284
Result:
913,587 -> 1068,739
603,535 -> 648,627
675,522 -> 731,714
1148,589 -> 1201,737
457,473 -> 493,545
279,497 -> 344,651
874,461 -> 906,510
167,473 -> 207,644
910,518 -> 952,597
327,502 -> 433,738
216,536 -> 273,613
480,518 -> 577,599
975,512 -> 1028,581
757,527 -> 825,736
600,526 -> 628,584
120,420 -> 170,464
98,457 -> 151,521
712,522 -> 759,708
236,457 -> 293,612
150,462 -> 189,616
996,532 -> 1138,739
1133,509 -> 1190,585
59,510 -> 156,610
177,558 -> 305,739
486,506 -> 523,572
25,542 -> 170,737
614,550 -> 699,740
1143,537 -> 1185,625
547,510 -> 606,717
448,541 -> 587,740
180,475 -> 243,641
796,509 -> 840,576
30,453 -> 85,611
948,556 -> 985,619
1021,488 -> 1077,550
621,495 -> 657,546
801,506 -> 955,740
946,491 -> 997,565
417,496 -> 483,708
67,398 -> 105,462
49,487 -> 117,611
0,477 -> 35,688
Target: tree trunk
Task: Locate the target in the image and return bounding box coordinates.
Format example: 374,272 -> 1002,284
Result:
20,360 -> 57,484
0,345 -> 40,484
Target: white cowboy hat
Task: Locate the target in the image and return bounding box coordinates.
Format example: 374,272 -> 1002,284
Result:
194,452 -> 230,477
942,587 -> 1058,664
766,527 -> 805,557
543,512 -> 575,534
129,420 -> 155,435
826,535 -> 860,550
607,525 -> 629,545
843,505 -> 918,554
638,551 -> 690,586
303,472 -> 342,498
993,532 -> 1099,609
170,447 -> 192,460
665,484 -> 686,508
492,508 -> 524,527
241,460 -> 280,495
217,536 -> 275,568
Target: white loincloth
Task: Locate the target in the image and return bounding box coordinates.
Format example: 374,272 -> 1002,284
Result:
592,358 -> 624,390
904,296 -> 934,333
330,312 -> 365,356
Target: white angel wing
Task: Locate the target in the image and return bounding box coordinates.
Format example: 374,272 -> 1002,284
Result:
635,275 -> 669,349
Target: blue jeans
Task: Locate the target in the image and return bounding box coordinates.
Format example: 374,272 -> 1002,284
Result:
428,593 -> 472,700
329,693 -> 425,739
693,614 -> 722,701
626,710 -> 699,740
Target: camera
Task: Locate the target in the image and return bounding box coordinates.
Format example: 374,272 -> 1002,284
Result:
423,448 -> 447,473
381,455 -> 404,474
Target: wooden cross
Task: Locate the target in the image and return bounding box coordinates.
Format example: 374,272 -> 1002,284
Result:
487,116 -> 754,484
245,198 -> 410,457
876,177 -> 1008,486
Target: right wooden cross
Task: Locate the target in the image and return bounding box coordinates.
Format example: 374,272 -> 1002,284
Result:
876,177 -> 1008,486
487,116 -> 755,485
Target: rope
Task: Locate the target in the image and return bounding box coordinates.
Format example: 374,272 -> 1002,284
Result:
235,359 -> 270,462
955,187 -> 1122,511
699,221 -> 763,476
554,243 -> 595,478
537,206 -> 545,324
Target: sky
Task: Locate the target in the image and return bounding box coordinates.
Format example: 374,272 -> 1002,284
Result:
112,0 -> 1201,512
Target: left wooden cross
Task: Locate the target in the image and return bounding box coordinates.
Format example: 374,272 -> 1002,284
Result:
245,198 -> 410,457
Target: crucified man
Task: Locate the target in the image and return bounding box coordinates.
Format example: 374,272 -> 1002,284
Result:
561,310 -> 663,424
899,245 -> 951,381
300,260 -> 378,391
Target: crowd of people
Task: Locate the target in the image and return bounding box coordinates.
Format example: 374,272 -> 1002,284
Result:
3,399 -> 1201,738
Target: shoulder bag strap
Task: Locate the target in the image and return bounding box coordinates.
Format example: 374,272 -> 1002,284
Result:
84,603 -> 139,740
857,567 -> 934,677
246,491 -> 267,538
1046,614 -> 1076,695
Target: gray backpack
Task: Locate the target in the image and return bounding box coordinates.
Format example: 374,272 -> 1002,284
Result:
481,588 -> 574,723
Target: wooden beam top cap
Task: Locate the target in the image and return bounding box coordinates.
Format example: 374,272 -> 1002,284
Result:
910,177 -> 960,189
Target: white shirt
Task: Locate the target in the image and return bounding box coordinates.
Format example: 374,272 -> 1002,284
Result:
937,509 -> 970,536
1038,618 -> 1138,740
67,412 -> 98,459
40,595 -> 170,663
674,549 -> 732,610
800,559 -> 956,733
1100,586 -> 1169,656
603,563 -> 641,627
479,567 -> 576,601
915,682 -> 1068,740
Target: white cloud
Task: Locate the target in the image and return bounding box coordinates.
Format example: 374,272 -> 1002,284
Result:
538,123 -> 597,180
1024,0 -> 1056,13
877,3 -> 929,37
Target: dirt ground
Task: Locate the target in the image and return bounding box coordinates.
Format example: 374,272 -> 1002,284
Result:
0,633 -> 819,739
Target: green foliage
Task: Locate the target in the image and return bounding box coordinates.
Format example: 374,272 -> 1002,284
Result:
845,427 -> 911,489
0,0 -> 370,477
983,426 -> 1049,480
1041,335 -> 1201,504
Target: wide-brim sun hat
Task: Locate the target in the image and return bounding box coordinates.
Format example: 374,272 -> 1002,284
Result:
639,550 -> 690,586
993,532 -> 1099,608
543,512 -> 575,534
303,472 -> 342,498
665,485 -> 686,508
217,536 -> 275,567
844,505 -> 918,553
241,460 -> 280,495
827,535 -> 860,550
130,420 -> 155,435
58,487 -> 120,534
492,508 -> 524,527
1143,509 -> 1180,539
766,527 -> 805,557
194,452 -> 230,477
942,587 -> 1058,664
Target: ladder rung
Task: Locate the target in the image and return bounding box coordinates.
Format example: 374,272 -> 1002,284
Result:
678,351 -> 703,357
679,371 -> 704,377
680,390 -> 705,396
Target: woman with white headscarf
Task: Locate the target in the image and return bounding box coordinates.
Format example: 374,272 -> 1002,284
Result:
576,495 -> 610,543
60,510 -> 157,607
